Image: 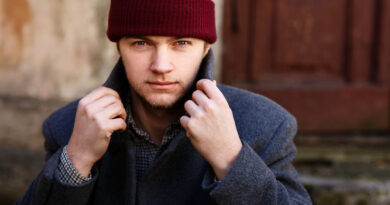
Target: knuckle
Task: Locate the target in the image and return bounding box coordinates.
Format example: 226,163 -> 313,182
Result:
194,110 -> 205,119
203,102 -> 215,112
107,94 -> 116,102
198,79 -> 207,85
118,100 -> 125,108
192,90 -> 201,98
186,120 -> 195,129
96,86 -> 105,94
114,91 -> 120,98
111,92 -> 120,100
106,87 -> 119,97
200,79 -> 211,87
184,100 -> 192,108
100,86 -> 116,96
96,119 -> 106,130
121,120 -> 127,128
203,79 -> 211,85
110,102 -> 118,109
84,105 -> 94,117
91,111 -> 104,122
105,132 -> 112,139
78,99 -> 87,108
215,98 -> 226,106
98,86 -> 108,91
114,102 -> 122,110
91,113 -> 99,122
121,108 -> 127,118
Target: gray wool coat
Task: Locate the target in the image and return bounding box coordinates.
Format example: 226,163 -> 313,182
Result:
16,51 -> 312,205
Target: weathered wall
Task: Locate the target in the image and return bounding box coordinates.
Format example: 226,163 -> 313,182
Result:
0,0 -> 118,100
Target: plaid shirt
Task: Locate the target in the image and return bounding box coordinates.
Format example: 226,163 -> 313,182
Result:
58,146 -> 92,184
128,110 -> 181,180
57,95 -> 181,185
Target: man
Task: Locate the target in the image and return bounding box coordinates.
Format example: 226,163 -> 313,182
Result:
17,0 -> 311,204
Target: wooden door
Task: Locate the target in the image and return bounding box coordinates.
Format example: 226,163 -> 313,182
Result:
222,0 -> 390,133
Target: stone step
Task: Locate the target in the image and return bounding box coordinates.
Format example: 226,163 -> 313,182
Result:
295,135 -> 390,205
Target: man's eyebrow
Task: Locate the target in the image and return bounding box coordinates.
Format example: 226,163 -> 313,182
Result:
127,36 -> 150,41
171,37 -> 192,40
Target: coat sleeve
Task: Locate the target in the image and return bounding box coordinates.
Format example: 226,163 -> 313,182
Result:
201,115 -> 312,205
14,119 -> 98,205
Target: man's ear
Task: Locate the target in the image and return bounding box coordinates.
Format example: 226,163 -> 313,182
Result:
203,43 -> 211,58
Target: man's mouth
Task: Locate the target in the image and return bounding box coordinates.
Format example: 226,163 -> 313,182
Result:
147,81 -> 178,90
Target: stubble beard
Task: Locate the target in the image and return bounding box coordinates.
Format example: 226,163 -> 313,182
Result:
135,91 -> 176,110
131,82 -> 194,111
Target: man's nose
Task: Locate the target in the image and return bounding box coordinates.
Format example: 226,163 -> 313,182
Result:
150,47 -> 174,73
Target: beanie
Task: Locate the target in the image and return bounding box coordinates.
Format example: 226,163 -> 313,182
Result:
106,0 -> 217,43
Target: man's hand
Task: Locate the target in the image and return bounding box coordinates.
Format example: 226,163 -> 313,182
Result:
67,87 -> 127,177
180,79 -> 242,180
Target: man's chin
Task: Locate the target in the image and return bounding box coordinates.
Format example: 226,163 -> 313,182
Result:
142,97 -> 180,110
132,88 -> 192,111
146,102 -> 174,110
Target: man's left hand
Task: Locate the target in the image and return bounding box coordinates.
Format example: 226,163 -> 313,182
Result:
180,79 -> 243,180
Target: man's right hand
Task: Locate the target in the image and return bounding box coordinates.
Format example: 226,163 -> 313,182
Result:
66,87 -> 127,177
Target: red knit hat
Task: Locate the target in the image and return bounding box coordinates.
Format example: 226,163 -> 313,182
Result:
107,0 -> 217,43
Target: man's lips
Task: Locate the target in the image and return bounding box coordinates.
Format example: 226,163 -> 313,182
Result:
147,81 -> 178,90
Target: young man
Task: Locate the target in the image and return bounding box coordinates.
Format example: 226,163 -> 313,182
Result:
17,0 -> 311,204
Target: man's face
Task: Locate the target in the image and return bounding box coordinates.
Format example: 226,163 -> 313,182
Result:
118,36 -> 210,109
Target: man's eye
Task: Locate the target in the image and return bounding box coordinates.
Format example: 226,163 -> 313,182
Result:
176,41 -> 188,46
134,41 -> 147,46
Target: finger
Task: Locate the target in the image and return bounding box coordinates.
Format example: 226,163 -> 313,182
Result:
80,86 -> 121,106
196,79 -> 224,100
213,80 -> 217,85
180,115 -> 190,129
184,100 -> 201,117
192,90 -> 210,107
96,102 -> 127,121
106,118 -> 127,133
85,95 -> 121,115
